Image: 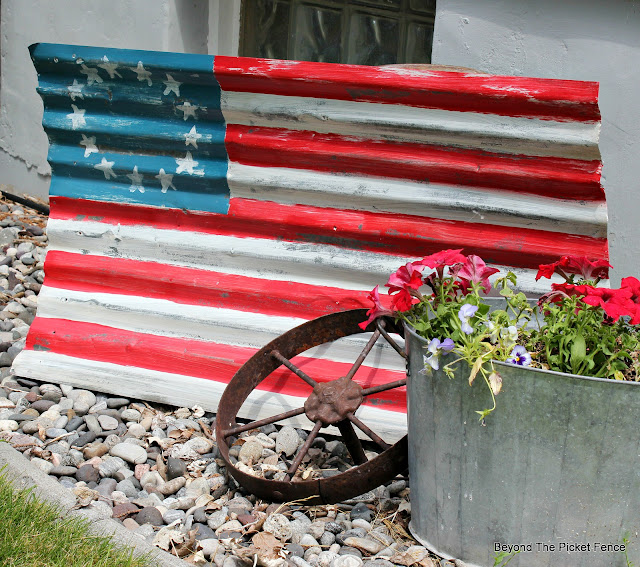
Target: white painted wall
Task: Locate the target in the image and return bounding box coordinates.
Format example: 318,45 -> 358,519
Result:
0,0 -> 240,201
431,0 -> 640,284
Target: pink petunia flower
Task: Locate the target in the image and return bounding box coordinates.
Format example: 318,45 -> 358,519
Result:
536,256 -> 611,282
420,249 -> 466,269
358,285 -> 395,330
386,262 -> 425,312
457,255 -> 500,293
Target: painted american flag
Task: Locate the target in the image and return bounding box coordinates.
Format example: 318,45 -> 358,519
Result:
15,43 -> 605,441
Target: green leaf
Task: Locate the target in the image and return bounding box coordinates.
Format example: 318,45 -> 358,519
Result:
571,334 -> 587,364
476,408 -> 492,421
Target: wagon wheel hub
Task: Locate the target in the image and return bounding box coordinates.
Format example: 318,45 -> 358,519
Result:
304,375 -> 363,425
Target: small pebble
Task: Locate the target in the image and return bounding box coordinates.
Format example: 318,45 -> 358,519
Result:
49,465 -> 78,477
275,426 -> 299,457
134,506 -> 164,527
263,513 -> 292,541
110,443 -> 148,465
165,457 -> 186,480
97,414 -> 118,430
76,464 -> 100,483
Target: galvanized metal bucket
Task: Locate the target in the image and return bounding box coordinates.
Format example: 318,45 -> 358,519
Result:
405,324 -> 640,567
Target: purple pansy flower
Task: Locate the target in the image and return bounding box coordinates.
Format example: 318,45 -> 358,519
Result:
458,303 -> 478,334
506,345 -> 532,366
424,337 -> 455,370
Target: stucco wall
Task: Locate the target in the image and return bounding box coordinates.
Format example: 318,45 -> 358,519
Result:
432,0 -> 640,283
0,0 -> 240,201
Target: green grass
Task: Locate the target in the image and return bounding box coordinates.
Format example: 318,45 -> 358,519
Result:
0,469 -> 155,567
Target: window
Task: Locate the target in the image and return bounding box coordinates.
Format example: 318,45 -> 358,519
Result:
240,0 -> 436,65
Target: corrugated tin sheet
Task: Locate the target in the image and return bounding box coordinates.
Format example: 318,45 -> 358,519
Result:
14,43 -> 606,441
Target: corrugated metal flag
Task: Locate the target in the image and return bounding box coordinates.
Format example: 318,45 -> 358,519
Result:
15,43 -> 605,441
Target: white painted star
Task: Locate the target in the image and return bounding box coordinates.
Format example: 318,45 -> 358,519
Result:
67,79 -> 84,101
127,166 -> 145,193
176,101 -> 204,121
79,64 -> 103,85
80,135 -> 99,157
183,126 -> 203,149
130,61 -> 152,86
98,56 -> 122,79
163,73 -> 181,96
94,158 -> 116,180
155,168 -> 176,193
67,105 -> 86,130
175,152 -> 205,176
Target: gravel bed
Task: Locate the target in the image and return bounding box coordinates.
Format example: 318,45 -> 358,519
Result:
0,197 -> 457,567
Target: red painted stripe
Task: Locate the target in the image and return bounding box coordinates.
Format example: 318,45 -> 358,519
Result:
225,125 -> 603,201
26,318 -> 406,413
214,56 -> 600,122
43,251 -> 377,318
50,197 -> 608,270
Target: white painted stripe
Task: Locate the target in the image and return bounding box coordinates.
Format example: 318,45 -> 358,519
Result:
221,92 -> 601,160
228,163 -> 607,238
46,218 -> 414,291
35,287 -> 406,370
45,218 -> 564,295
12,350 -> 407,442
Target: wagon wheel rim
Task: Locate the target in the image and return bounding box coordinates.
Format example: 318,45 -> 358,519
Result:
215,308 -> 409,505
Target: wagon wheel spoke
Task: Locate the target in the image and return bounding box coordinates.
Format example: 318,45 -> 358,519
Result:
285,420 -> 323,481
344,328 -> 382,380
376,319 -> 407,359
348,412 -> 390,451
362,378 -> 407,396
271,349 -> 318,387
221,406 -> 306,438
337,419 -> 368,465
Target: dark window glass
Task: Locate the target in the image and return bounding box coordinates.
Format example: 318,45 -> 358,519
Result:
240,0 -> 435,65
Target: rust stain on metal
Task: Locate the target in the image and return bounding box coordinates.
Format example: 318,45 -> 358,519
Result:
304,375 -> 363,425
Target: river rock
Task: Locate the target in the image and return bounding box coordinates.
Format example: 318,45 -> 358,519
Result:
238,440 -> 263,465
206,508 -> 229,531
97,414 -> 118,431
0,419 -> 18,431
162,509 -> 186,524
99,456 -> 126,478
83,442 -> 109,459
275,426 -> 299,457
127,423 -> 146,438
135,506 -> 164,526
263,513 -> 292,540
350,502 -> 373,522
49,465 -> 78,477
76,464 -> 100,483
30,399 -> 55,413
120,408 -> 141,421
166,457 -> 186,480
110,443 -> 148,464
343,537 -> 384,555
157,476 -> 186,496
199,538 -> 221,558
107,397 -> 130,409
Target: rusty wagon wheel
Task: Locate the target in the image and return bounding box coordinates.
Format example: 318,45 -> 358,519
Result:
215,309 -> 409,505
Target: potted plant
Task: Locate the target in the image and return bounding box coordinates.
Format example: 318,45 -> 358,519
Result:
360,250 -> 640,567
